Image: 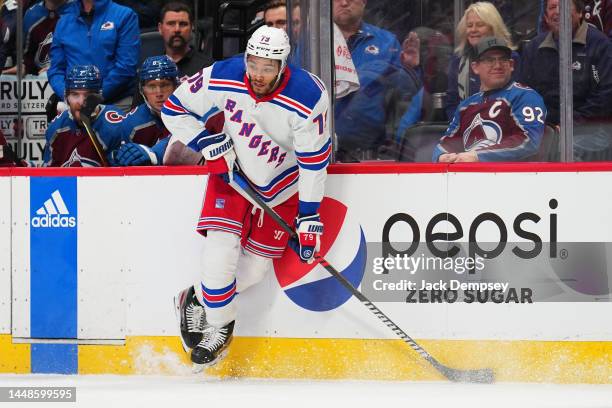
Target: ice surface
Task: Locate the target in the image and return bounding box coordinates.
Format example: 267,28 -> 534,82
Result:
1,374 -> 611,408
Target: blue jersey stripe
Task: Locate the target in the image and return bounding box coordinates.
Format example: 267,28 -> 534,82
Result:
254,177 -> 299,202
255,165 -> 299,192
209,86 -> 250,95
202,293 -> 236,308
202,280 -> 236,296
296,138 -> 332,158
297,157 -> 330,171
269,99 -> 308,119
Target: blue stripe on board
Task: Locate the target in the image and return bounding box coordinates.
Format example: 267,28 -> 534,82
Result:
30,177 -> 78,339
31,344 -> 78,374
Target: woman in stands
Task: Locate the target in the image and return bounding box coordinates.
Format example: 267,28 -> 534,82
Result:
445,1 -> 520,120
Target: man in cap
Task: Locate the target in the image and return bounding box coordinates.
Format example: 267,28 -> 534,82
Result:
433,37 -> 547,163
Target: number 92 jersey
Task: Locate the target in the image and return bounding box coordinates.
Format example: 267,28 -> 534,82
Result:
161,56 -> 331,211
433,81 -> 547,162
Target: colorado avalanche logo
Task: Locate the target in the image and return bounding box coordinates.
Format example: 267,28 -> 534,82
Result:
463,113 -> 502,150
35,31 -> 53,69
105,110 -> 126,123
273,197 -> 366,312
62,149 -> 99,167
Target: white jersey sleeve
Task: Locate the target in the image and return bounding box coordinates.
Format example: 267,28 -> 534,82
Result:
161,67 -> 225,154
292,73 -> 331,215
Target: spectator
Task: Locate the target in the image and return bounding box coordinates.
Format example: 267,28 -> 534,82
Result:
443,1 -> 520,120
262,0 -> 301,38
433,37 -> 546,163
1,0 -> 33,73
524,0 -> 612,161
47,0 -> 140,112
522,0 -> 612,126
157,1 -> 212,80
263,0 -> 359,98
19,0 -> 75,75
539,0 -> 612,39
131,2 -> 213,108
263,0 -> 287,31
43,65 -> 125,166
332,0 -> 420,161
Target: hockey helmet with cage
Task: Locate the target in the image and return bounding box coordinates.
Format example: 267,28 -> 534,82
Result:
65,65 -> 102,93
245,25 -> 291,74
139,55 -> 179,85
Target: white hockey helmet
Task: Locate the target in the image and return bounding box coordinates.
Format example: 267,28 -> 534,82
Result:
245,25 -> 291,73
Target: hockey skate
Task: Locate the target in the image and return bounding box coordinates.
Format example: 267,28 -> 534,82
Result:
191,321 -> 235,372
173,286 -> 209,352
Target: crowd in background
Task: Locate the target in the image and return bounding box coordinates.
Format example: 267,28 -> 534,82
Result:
0,0 -> 611,166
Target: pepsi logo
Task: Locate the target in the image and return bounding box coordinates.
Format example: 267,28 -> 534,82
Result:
273,197 -> 366,311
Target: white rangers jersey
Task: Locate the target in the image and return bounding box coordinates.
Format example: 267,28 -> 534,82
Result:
161,56 -> 331,213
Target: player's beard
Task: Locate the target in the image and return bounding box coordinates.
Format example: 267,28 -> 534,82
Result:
249,76 -> 279,97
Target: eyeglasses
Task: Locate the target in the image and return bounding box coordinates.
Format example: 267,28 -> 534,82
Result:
478,56 -> 512,67
143,83 -> 175,92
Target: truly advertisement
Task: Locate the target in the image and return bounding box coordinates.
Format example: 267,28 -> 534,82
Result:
361,198 -> 611,303
30,177 -> 78,338
0,77 -> 53,165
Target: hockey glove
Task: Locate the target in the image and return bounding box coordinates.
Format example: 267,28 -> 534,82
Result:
207,149 -> 237,183
115,143 -> 159,166
80,94 -> 103,123
192,132 -> 237,182
293,214 -> 324,263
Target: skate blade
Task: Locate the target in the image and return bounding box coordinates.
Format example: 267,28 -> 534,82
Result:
191,349 -> 230,374
173,295 -> 191,354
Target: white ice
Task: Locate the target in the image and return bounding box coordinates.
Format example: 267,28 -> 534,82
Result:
1,374 -> 612,408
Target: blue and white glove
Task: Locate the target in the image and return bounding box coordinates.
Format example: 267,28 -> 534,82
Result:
293,214 -> 324,263
189,132 -> 236,182
115,143 -> 159,166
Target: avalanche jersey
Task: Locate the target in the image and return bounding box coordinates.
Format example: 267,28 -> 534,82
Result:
43,105 -> 124,167
162,57 -> 331,212
433,81 -> 547,162
23,0 -> 74,74
115,103 -> 170,146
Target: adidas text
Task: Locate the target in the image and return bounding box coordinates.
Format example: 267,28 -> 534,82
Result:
32,214 -> 76,228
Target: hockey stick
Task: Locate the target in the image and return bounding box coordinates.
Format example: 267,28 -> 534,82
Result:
80,115 -> 109,167
229,171 -> 494,383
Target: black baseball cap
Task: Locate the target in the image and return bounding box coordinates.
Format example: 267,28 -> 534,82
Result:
474,37 -> 512,60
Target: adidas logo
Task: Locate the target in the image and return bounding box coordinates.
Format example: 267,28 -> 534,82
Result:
31,190 -> 76,228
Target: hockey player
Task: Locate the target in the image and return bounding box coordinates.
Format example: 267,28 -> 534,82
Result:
433,37 -> 546,163
111,55 -> 179,166
113,55 -> 224,166
163,26 -> 331,370
43,64 -> 125,167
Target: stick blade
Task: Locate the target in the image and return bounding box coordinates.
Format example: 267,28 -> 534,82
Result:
444,367 -> 495,384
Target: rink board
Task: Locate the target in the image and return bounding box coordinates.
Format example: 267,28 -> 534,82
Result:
1,164 -> 612,382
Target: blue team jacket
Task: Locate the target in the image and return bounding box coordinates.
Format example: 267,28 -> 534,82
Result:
334,22 -> 420,151
47,0 -> 140,102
